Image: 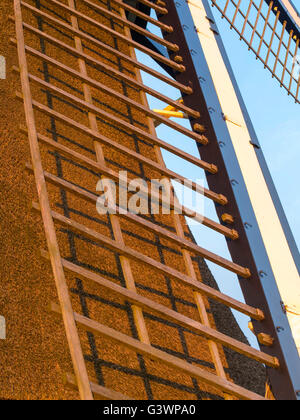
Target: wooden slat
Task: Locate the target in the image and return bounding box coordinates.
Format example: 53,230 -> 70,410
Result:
241,0 -> 253,38
25,71 -> 207,144
211,0 -> 299,103
115,0 -> 168,16
51,302 -> 267,400
14,0 -> 93,400
23,126 -> 215,198
222,0 -> 296,76
21,1 -> 183,70
133,40 -> 237,399
273,20 -> 287,75
65,373 -> 133,400
257,1 -> 273,57
33,204 -> 257,315
20,125 -> 236,238
21,126 -> 216,198
18,19 -> 198,117
108,0 -> 170,31
82,0 -> 173,36
9,11 -> 192,95
282,30 -> 294,85
27,164 -> 249,279
42,252 -> 276,367
288,37 -> 299,91
12,54 -> 198,146
249,0 -> 264,49
17,95 -> 205,171
264,10 -> 280,69
22,133 -> 234,240
15,0 -> 275,401
68,0 -> 151,368
19,92 -> 225,207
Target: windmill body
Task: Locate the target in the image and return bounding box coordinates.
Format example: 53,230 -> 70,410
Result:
1,0 -> 299,401
152,0 -> 300,399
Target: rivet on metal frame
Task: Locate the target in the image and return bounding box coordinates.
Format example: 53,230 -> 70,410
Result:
259,270 -> 267,278
276,326 -> 285,333
244,222 -> 253,230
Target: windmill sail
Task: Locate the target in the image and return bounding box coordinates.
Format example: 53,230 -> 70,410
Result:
211,0 -> 300,103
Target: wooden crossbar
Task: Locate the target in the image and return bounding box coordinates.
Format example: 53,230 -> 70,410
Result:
82,0 -> 173,34
30,168 -> 249,278
16,18 -> 198,116
24,71 -> 207,144
51,302 -> 267,400
41,251 -> 277,367
21,1 -> 184,71
125,0 -> 168,15
8,14 -> 192,94
64,372 -> 133,399
108,0 -> 170,30
17,93 -> 204,170
21,129 -> 236,238
33,204 -> 254,308
13,0 -> 93,400
13,0 -> 276,400
12,54 -> 201,145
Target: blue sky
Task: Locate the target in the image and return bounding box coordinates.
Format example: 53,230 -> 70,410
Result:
136,2 -> 299,346
211,5 -> 300,249
211,4 -> 300,344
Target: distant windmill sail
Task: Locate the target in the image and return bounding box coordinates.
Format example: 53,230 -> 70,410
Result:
211,0 -> 300,103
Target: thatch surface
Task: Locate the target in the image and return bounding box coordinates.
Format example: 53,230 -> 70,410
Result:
0,0 -> 265,399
